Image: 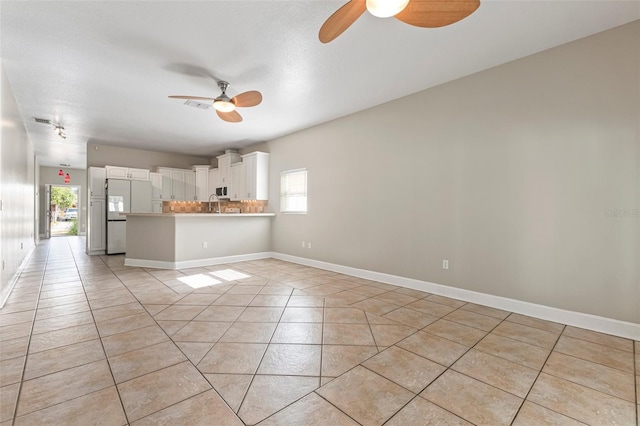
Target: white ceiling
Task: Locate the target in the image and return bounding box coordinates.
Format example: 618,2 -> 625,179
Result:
2,1 -> 638,169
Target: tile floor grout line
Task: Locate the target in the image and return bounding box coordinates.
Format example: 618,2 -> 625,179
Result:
186,284 -> 264,377
69,239 -> 133,425
231,280 -> 294,423
319,295 -> 326,383
250,291 -> 362,426
95,252 -> 217,422
634,341 -> 638,426
99,259 -> 211,422
388,307 -> 513,425
507,323 -> 568,426
10,242 -> 50,425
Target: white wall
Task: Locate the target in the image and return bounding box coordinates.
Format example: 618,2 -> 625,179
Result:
262,22 -> 640,323
1,62 -> 37,306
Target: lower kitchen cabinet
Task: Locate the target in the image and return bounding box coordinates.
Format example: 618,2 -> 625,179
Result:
88,198 -> 105,254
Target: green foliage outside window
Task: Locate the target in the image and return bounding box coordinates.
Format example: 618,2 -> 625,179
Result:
51,187 -> 76,209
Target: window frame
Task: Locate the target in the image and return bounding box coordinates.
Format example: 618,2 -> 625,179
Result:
280,168 -> 308,214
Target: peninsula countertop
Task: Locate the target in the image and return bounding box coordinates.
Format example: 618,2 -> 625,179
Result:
123,212 -> 276,217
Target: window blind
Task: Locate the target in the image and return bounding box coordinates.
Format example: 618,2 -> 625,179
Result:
280,169 -> 307,213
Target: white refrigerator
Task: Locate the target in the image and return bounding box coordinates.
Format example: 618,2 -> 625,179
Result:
106,179 -> 152,254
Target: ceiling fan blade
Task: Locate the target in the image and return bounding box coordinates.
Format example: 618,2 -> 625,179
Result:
232,91 -> 262,108
168,95 -> 216,101
394,0 -> 480,28
216,110 -> 243,123
319,0 -> 367,43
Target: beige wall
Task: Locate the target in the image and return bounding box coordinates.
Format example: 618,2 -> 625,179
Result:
38,167 -> 87,236
264,22 -> 640,323
1,63 -> 37,305
87,142 -> 210,170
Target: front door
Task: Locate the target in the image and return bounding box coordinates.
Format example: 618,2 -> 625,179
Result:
44,184 -> 51,239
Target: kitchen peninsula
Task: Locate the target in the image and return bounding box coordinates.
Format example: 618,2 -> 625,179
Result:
124,212 -> 275,269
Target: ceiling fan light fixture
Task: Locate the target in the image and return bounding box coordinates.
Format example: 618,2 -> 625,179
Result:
366,0 -> 410,18
213,99 -> 236,113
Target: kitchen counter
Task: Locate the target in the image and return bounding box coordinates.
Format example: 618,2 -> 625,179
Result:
124,212 -> 274,269
124,212 -> 275,217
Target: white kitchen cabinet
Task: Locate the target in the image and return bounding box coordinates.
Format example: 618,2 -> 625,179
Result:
157,167 -> 187,201
242,152 -> 269,200
208,168 -> 219,195
216,151 -> 242,188
193,166 -> 210,201
88,198 -> 106,254
105,166 -> 150,181
151,200 -> 163,213
171,170 -> 186,201
185,171 -> 196,201
150,172 -> 162,200
88,167 -> 106,198
230,162 -> 245,201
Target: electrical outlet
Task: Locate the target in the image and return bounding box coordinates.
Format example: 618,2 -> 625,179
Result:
202,242 -> 208,248
307,242 -> 312,249
301,241 -> 305,248
442,260 -> 449,270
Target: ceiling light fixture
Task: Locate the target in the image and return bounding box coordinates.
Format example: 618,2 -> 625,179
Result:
212,81 -> 236,112
366,0 -> 409,17
53,125 -> 66,139
213,99 -> 236,113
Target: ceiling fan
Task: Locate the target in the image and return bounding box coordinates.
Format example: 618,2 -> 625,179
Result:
319,0 -> 480,43
169,81 -> 262,123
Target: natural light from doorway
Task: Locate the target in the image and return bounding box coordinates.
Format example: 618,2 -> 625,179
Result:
178,269 -> 251,289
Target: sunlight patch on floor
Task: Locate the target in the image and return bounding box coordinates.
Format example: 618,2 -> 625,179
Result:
178,274 -> 223,289
209,269 -> 251,281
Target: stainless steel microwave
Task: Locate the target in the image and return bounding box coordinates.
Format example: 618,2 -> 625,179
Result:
215,187 -> 228,197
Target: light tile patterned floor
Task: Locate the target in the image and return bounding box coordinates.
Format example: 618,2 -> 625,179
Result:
0,237 -> 638,425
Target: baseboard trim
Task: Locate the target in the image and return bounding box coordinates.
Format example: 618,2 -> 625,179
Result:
120,251 -> 638,340
125,252 -> 273,270
272,253 -> 640,341
1,243 -> 36,308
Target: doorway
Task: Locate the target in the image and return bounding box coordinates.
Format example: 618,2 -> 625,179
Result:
47,185 -> 80,237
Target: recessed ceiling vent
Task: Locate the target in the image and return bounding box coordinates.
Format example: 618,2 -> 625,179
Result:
33,117 -> 52,124
184,100 -> 211,110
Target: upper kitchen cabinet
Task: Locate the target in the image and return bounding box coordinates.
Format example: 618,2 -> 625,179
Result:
88,167 -> 106,198
150,172 -> 163,213
105,166 -> 150,181
185,171 -> 196,201
242,152 -> 269,200
193,165 -> 210,201
216,150 -> 242,188
208,168 -> 219,197
230,162 -> 245,201
150,172 -> 162,200
156,167 -> 186,201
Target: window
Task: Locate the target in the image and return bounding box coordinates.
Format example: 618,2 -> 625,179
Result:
280,169 -> 307,213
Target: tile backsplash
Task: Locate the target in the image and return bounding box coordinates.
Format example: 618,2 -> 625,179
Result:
162,200 -> 268,214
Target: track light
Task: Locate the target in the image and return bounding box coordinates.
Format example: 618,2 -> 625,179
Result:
53,125 -> 66,139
